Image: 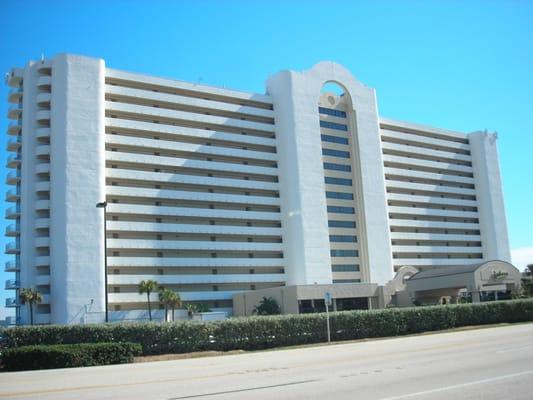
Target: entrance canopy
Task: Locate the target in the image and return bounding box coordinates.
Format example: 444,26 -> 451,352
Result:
405,260 -> 521,303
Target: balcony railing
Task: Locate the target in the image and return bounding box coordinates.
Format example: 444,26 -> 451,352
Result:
6,170 -> 21,185
7,135 -> 21,151
5,241 -> 20,254
5,223 -> 20,237
7,102 -> 22,119
5,260 -> 19,272
6,188 -> 20,202
5,205 -> 21,219
7,120 -> 21,135
8,87 -> 23,103
5,279 -> 19,290
5,297 -> 19,307
6,153 -> 21,168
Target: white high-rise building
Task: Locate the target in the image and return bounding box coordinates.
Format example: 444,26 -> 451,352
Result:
5,54 -> 511,324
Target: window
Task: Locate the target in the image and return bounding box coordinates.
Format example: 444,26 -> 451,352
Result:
329,235 -> 357,243
322,148 -> 350,158
321,134 -> 349,145
325,177 -> 352,186
332,279 -> 361,283
323,162 -> 351,172
328,220 -> 356,228
318,107 -> 347,118
326,191 -> 354,200
320,120 -> 348,131
330,249 -> 359,257
327,205 -> 355,214
332,264 -> 360,272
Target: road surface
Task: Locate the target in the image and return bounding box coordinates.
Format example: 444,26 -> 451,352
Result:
1,323 -> 532,399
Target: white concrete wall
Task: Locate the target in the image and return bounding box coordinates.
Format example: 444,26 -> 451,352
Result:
49,54 -> 106,324
266,62 -> 394,285
469,131 -> 511,262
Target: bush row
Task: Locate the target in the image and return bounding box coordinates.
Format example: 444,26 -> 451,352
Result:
2,299 -> 532,356
1,342 -> 141,371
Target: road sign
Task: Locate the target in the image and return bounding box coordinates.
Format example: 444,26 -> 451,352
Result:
324,292 -> 332,306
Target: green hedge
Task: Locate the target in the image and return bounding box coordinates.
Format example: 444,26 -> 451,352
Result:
1,300 -> 532,357
1,342 -> 142,371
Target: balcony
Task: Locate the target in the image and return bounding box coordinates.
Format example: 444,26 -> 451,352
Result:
36,144 -> 50,157
7,103 -> 22,119
6,153 -> 21,168
35,218 -> 50,229
5,316 -> 20,325
35,256 -> 50,267
35,181 -> 50,193
5,297 -> 19,308
6,188 -> 20,202
5,223 -> 20,237
6,170 -> 21,185
36,127 -> 51,140
8,87 -> 23,103
7,68 -> 23,88
5,241 -> 20,254
7,135 -> 21,151
5,260 -> 19,272
5,205 -> 20,219
35,200 -> 50,211
36,110 -> 51,123
7,121 -> 21,135
36,92 -> 51,106
5,279 -> 19,290
37,76 -> 51,90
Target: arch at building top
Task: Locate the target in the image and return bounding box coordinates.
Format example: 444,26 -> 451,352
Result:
265,62 -> 393,286
301,61 -> 373,109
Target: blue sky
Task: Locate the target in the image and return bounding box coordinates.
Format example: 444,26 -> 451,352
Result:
0,0 -> 531,318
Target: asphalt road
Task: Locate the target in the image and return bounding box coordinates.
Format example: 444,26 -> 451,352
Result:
1,323 -> 533,400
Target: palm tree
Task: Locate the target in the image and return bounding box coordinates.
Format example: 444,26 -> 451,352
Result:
158,287 -> 173,322
167,291 -> 182,321
138,280 -> 158,321
19,288 -> 43,326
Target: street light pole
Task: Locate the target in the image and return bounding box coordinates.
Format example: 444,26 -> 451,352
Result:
96,201 -> 108,323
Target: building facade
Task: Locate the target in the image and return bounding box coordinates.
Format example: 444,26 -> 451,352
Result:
5,54 -> 511,324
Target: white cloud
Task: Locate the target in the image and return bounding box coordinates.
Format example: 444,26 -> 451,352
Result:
511,247 -> 533,271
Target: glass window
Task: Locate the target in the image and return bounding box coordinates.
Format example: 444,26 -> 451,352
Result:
327,206 -> 355,214
332,264 -> 360,272
330,249 -> 359,257
318,107 -> 347,118
325,177 -> 352,186
320,120 -> 348,131
332,279 -> 361,283
322,148 -> 350,158
321,134 -> 349,145
328,220 -> 356,228
329,235 -> 357,243
326,191 -> 354,200
324,162 -> 351,172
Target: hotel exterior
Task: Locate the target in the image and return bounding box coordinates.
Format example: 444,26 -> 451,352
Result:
5,54 -> 513,324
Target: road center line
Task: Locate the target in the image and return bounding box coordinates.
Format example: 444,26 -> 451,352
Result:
379,369 -> 533,400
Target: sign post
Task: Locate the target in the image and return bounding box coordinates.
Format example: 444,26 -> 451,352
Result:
324,292 -> 332,344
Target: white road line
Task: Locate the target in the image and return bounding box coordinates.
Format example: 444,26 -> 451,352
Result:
379,370 -> 533,400
495,345 -> 533,353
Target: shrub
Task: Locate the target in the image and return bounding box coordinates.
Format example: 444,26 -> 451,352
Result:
1,299 -> 532,360
1,342 -> 141,371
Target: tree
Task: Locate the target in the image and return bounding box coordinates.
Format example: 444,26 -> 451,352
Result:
253,297 -> 281,315
158,288 -> 173,322
19,288 -> 43,326
158,288 -> 182,322
138,280 -> 158,321
167,291 -> 182,322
